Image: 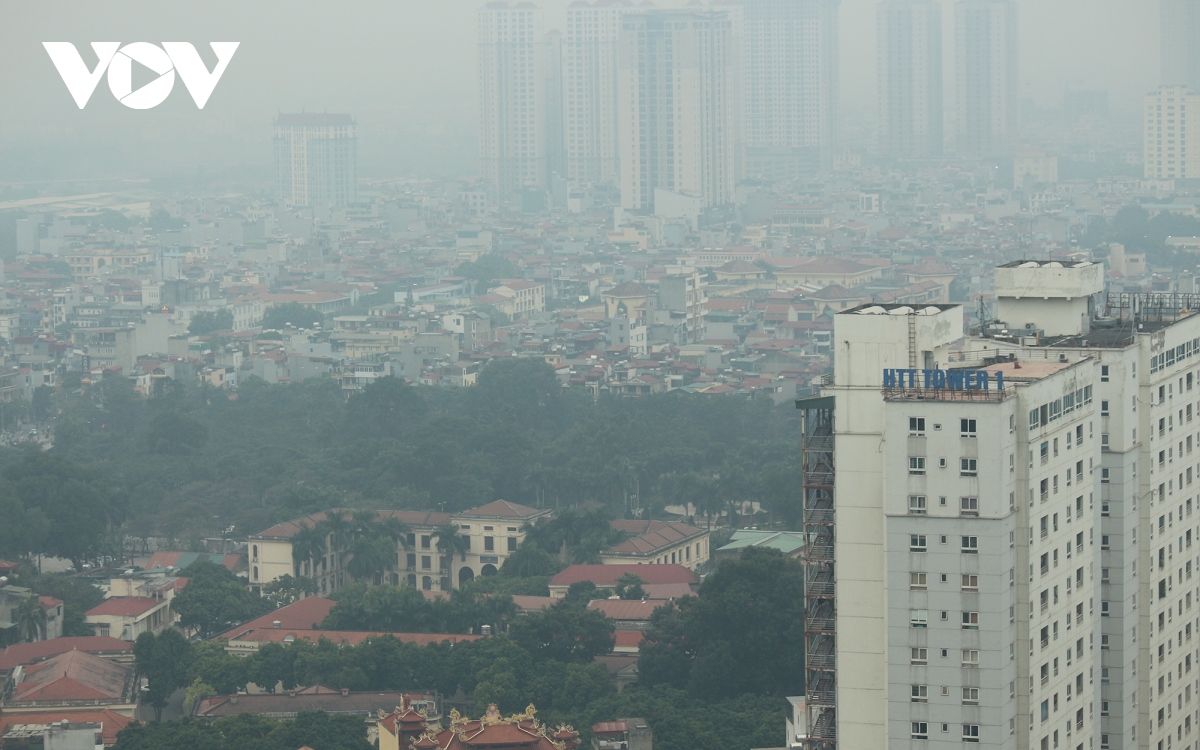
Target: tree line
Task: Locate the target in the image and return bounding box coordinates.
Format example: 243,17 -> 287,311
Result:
6,357 -> 802,559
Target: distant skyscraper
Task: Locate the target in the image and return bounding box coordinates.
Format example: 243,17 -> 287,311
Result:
563,0 -> 633,187
1162,0 -> 1200,88
478,2 -> 547,201
1144,85 -> 1200,180
273,113 -> 358,206
739,0 -> 840,178
954,0 -> 1017,156
617,9 -> 738,212
877,0 -> 943,158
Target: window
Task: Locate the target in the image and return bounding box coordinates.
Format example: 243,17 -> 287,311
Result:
911,722 -> 928,740
910,535 -> 927,552
961,418 -> 977,437
911,685 -> 928,702
911,610 -> 928,628
484,536 -> 494,552
961,536 -> 978,554
910,573 -> 927,590
962,611 -> 979,630
960,496 -> 979,516
909,417 -> 926,436
962,724 -> 980,743
911,647 -> 928,664
1101,468 -> 1110,484
962,687 -> 979,704
909,456 -> 926,475
962,649 -> 979,665
1101,365 -> 1109,382
421,535 -> 431,549
962,574 -> 979,591
1101,400 -> 1109,416
507,537 -> 517,552
909,495 -> 927,515
960,458 -> 978,476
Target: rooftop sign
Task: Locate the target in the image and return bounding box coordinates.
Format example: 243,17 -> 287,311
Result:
883,368 -> 1004,391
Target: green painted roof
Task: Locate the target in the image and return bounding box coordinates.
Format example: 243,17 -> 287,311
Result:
717,530 -> 805,554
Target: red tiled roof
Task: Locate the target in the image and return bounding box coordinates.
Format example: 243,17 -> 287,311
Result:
217,596 -> 336,640
457,500 -> 544,519
550,564 -> 697,587
253,509 -> 452,540
609,519 -> 675,535
85,597 -> 162,618
510,596 -> 556,612
603,522 -> 706,557
0,709 -> 133,745
13,650 -> 133,702
613,631 -> 645,648
0,636 -> 132,672
587,599 -> 666,620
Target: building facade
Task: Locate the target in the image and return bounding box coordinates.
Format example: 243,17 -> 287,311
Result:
802,299 -> 1104,750
478,2 -> 549,201
877,0 -> 943,159
616,9 -> 738,212
739,0 -> 839,177
563,0 -> 633,186
1162,0 -> 1200,90
1143,86 -> 1200,181
954,0 -> 1018,156
273,113 -> 358,206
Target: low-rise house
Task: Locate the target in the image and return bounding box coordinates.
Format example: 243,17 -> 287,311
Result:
0,710 -> 134,747
714,529 -> 805,561
598,521 -> 709,569
224,628 -> 482,657
84,594 -> 175,641
1,650 -> 137,715
547,565 -> 697,599
0,636 -> 133,674
591,719 -> 652,750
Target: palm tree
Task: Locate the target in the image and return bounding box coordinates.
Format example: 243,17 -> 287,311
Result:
351,509 -> 379,536
318,509 -> 353,555
291,522 -> 327,578
433,525 -> 470,572
376,516 -> 412,547
345,536 -> 395,584
14,596 -> 46,643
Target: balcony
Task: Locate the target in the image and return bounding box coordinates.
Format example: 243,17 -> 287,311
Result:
808,675 -> 836,705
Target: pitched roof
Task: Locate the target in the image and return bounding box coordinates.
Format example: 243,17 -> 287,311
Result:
779,257 -> 873,275
0,709 -> 133,746
510,596 -> 557,612
603,522 -> 706,557
217,596 -> 336,640
550,564 -> 697,587
144,551 -> 240,572
253,509 -> 453,539
13,650 -> 133,702
196,688 -> 413,718
602,281 -> 650,298
84,597 -> 162,618
456,500 -> 544,519
608,519 -> 676,535
0,636 -> 131,672
587,599 -> 665,620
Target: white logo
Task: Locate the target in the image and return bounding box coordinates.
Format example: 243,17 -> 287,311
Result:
43,42 -> 239,110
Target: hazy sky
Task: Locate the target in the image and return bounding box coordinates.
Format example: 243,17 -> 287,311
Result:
0,0 -> 1160,182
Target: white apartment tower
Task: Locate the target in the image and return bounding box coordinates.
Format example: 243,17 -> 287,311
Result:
877,0 -> 943,159
1162,0 -> 1200,90
478,2 -> 548,201
954,0 -> 1018,156
1144,86 -> 1200,181
616,9 -> 738,213
805,260 -> 1200,750
800,298 -> 1103,750
273,113 -> 358,206
563,0 -> 634,186
738,0 -> 839,178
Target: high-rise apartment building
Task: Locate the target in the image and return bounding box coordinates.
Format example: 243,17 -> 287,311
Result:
954,0 -> 1017,156
1162,0 -> 1200,89
1144,86 -> 1200,181
739,0 -> 839,178
273,113 -> 357,207
877,0 -> 943,158
563,0 -> 633,186
478,2 -> 548,201
800,261 -> 1200,750
616,9 -> 737,213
